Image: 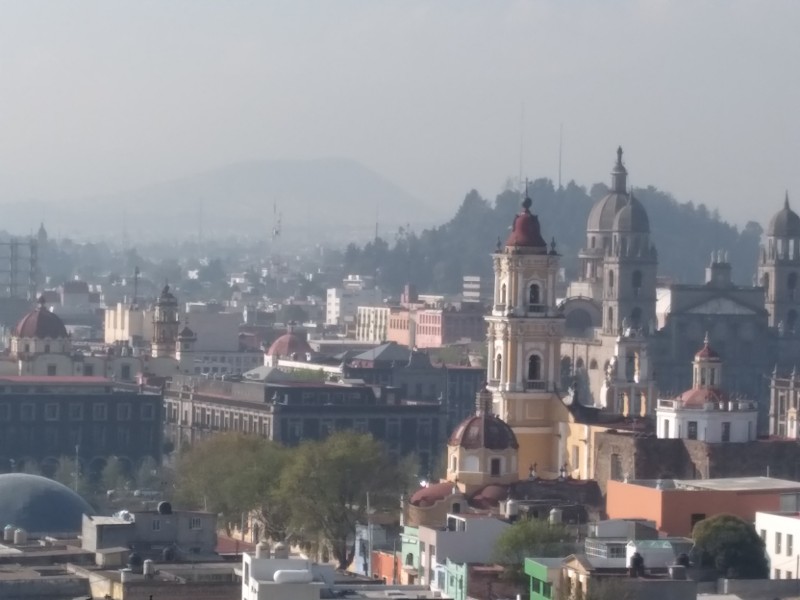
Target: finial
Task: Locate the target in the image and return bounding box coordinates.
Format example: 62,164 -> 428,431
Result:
550,237 -> 557,253
522,178 -> 532,211
616,146 -> 623,165
37,294 -> 46,308
786,190 -> 791,210
496,236 -> 502,252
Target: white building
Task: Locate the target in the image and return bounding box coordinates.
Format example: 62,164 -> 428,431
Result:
755,511 -> 800,579
656,336 -> 757,442
355,306 -> 389,343
326,276 -> 382,327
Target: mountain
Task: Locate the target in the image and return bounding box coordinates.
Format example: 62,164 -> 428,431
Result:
11,158 -> 435,244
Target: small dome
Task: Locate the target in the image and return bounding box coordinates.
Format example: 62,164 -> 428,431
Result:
676,386 -> 728,408
695,334 -> 720,360
177,325 -> 196,340
505,194 -> 548,250
613,197 -> 650,233
14,297 -> 68,339
266,330 -> 312,357
0,474 -> 94,533
768,193 -> 800,238
448,414 -> 519,451
587,192 -> 629,232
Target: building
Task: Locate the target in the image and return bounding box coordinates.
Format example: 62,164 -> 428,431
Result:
82,505 -> 217,561
606,477 -> 800,536
164,374 -> 445,471
755,511 -> 800,579
326,275 -> 382,328
0,375 -> 162,477
355,306 -> 389,343
387,302 -> 485,349
656,336 -> 758,442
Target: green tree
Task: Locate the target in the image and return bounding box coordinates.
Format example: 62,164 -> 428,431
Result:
279,431 -> 410,569
135,456 -> 161,491
692,514 -> 768,578
493,518 -> 576,584
175,433 -> 289,539
102,456 -> 131,492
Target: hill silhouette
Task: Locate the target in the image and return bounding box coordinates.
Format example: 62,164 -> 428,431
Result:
342,178 -> 764,295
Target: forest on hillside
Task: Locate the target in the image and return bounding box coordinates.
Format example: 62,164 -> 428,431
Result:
340,178 -> 765,295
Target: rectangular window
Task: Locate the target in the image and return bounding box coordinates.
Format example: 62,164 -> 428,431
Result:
117,403 -> 131,421
721,421 -> 731,442
46,364 -> 56,376
141,404 -> 155,420
152,519 -> 161,531
83,364 -> 94,376
776,532 -> 782,554
121,364 -> 131,380
687,421 -> 698,440
44,403 -> 59,421
69,403 -> 84,421
190,517 -> 202,530
20,403 -> 35,422
93,403 -> 107,421
776,569 -> 781,579
788,534 -> 794,556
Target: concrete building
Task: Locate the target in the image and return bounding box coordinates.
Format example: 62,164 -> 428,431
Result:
755,511 -> 800,579
387,303 -> 485,349
326,275 -> 382,328
355,306 -> 389,343
606,477 -> 800,536
656,336 -> 758,442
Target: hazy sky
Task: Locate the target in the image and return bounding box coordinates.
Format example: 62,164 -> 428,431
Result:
0,1 -> 798,228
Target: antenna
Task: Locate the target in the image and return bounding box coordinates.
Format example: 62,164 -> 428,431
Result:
558,123 -> 564,190
519,101 -> 525,192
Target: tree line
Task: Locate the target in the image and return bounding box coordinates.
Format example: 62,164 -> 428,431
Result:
174,431 -> 415,570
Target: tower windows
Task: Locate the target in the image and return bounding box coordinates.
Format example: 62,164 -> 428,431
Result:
630,307 -> 642,329
528,284 -> 541,310
788,310 -> 798,333
527,355 -> 542,382
500,284 -> 507,306
632,270 -> 643,296
608,270 -> 615,290
607,307 -> 614,332
490,458 -> 501,476
789,273 -> 798,301
494,354 -> 502,381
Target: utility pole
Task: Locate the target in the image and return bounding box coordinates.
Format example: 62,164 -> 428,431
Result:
74,444 -> 80,492
367,491 -> 373,578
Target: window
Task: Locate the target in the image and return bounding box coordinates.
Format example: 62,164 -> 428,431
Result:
69,403 -> 83,421
528,284 -> 541,306
152,519 -> 161,531
632,270 -> 642,294
93,403 -> 107,421
20,403 -> 35,421
490,458 -> 501,476
84,364 -> 94,376
141,404 -> 155,420
44,403 -> 59,421
687,421 -> 698,440
46,364 -> 56,376
451,502 -> 461,514
190,516 -> 202,530
527,355 -> 542,381
776,532 -> 782,554
44,344 -> 50,353
776,569 -> 781,579
121,364 -> 131,380
788,534 -> 793,556
760,529 -> 767,542
117,403 -> 132,421
663,419 -> 670,438
494,354 -> 502,380
721,422 -> 731,442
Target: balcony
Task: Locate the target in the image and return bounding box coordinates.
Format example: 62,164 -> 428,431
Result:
525,380 -> 548,391
527,304 -> 545,314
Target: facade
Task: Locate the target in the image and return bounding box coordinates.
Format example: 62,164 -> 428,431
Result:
326,276 -> 382,327
769,368 -> 800,437
606,477 -> 800,536
0,376 -> 162,477
355,306 -> 389,343
656,337 -> 758,442
152,285 -> 180,358
755,511 -> 800,579
387,303 -> 485,349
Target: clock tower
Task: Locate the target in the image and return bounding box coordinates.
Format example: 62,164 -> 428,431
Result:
486,187 -> 567,478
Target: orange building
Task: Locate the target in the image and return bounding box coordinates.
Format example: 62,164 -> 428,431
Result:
607,477 -> 800,536
370,550 -> 401,584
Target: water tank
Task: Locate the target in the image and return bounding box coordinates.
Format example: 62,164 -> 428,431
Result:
13,528 -> 27,544
255,541 -> 270,559
3,525 -> 14,542
274,569 -> 313,584
157,501 -> 172,515
120,568 -> 132,583
548,508 -> 563,525
273,541 -> 289,559
668,564 -> 687,580
505,499 -> 519,518
143,559 -> 155,578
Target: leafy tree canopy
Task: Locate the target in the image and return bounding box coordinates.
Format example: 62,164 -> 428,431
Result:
692,513 -> 768,578
493,517 -> 577,584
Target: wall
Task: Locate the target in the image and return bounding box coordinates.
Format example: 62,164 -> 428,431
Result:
755,512 -> 800,578
0,577 -> 90,598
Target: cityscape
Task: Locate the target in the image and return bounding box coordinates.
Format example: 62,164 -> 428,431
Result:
0,2 -> 799,600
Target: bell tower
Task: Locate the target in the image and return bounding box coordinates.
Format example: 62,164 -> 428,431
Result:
759,192 -> 800,331
486,186 -> 566,479
152,285 -> 180,358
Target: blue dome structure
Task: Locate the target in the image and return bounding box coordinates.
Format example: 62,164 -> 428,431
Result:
0,473 -> 93,533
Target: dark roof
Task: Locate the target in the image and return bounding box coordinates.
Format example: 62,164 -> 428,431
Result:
351,342 -> 411,363
0,474 -> 94,533
448,413 -> 519,450
14,297 -> 68,339
409,481 -> 458,508
768,193 -> 800,238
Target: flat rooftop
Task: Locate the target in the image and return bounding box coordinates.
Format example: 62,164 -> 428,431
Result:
627,477 -> 800,492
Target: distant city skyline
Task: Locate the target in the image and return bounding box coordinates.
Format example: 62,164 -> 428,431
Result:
0,1 -> 797,231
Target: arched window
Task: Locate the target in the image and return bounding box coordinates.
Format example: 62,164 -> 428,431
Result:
527,355 -> 542,381
495,354 -> 502,380
405,553 -> 414,566
607,307 -> 614,331
762,272 -> 770,294
500,284 -> 507,306
632,270 -> 642,296
575,357 -> 585,371
630,307 -> 642,328
452,502 -> 461,514
590,236 -> 595,249
529,284 -> 541,307
589,359 -> 598,370
608,270 -> 615,290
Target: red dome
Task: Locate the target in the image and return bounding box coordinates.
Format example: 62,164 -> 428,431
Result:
266,331 -> 313,357
471,484 -> 510,509
695,343 -> 720,360
448,414 -> 519,451
676,386 -> 729,408
409,481 -> 456,507
505,196 -> 548,250
14,297 -> 68,339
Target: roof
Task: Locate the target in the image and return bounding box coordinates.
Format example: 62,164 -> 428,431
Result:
13,297 -> 68,339
768,192 -> 800,238
0,473 -> 94,533
408,481 -> 458,508
695,336 -> 720,360
448,413 -> 518,451
627,476 -> 800,492
612,197 -> 650,233
266,330 -> 313,357
505,195 -> 548,250
351,342 -> 412,363
0,375 -> 111,385
675,386 -> 729,408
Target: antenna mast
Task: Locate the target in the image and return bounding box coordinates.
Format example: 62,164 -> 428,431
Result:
558,123 -> 564,190
519,101 -> 525,192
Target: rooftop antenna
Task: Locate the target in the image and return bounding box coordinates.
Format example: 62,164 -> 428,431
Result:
519,101 -> 525,193
558,123 -> 563,190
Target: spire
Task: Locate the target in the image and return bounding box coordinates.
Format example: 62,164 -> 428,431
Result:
703,331 -> 710,347
616,145 -> 623,165
522,178 -> 532,211
786,190 -> 791,211
611,146 -> 627,193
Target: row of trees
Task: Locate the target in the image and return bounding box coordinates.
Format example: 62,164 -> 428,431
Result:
175,431 -> 415,569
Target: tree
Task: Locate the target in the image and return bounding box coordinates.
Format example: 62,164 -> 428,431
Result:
102,456 -> 131,492
279,431 -> 410,569
135,456 -> 161,491
175,433 -> 289,539
692,514 -> 768,578
493,518 -> 576,584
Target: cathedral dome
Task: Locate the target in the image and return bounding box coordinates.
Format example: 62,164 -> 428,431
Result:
266,329 -> 313,358
0,473 -> 94,533
13,297 -> 68,339
612,197 -> 650,233
768,193 -> 800,238
448,413 -> 519,451
505,195 -> 548,250
587,192 -> 630,232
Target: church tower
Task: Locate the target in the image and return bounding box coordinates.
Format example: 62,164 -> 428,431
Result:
759,192 -> 800,331
152,285 -> 180,358
486,187 -> 566,479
